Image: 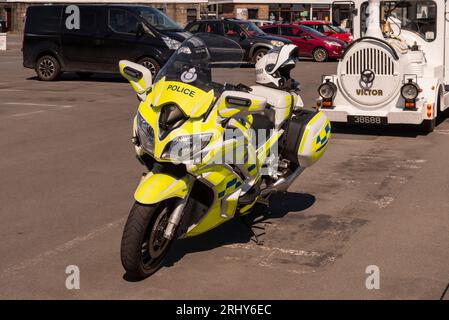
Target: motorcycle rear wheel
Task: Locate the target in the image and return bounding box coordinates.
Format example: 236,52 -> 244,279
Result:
120,201 -> 174,279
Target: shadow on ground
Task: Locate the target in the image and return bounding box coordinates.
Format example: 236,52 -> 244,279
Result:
122,191 -> 315,281
163,192 -> 315,267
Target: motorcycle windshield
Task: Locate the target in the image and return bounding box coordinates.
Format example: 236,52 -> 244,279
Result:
151,34 -> 244,118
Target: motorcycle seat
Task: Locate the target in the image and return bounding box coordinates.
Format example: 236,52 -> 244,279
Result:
250,85 -> 295,128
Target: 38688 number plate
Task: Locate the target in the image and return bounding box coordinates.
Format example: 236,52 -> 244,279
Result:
348,115 -> 388,125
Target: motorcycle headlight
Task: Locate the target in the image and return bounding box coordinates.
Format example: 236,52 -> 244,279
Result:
401,82 -> 419,100
137,112 -> 155,153
162,133 -> 213,162
162,36 -> 181,50
318,81 -> 337,100
270,40 -> 284,47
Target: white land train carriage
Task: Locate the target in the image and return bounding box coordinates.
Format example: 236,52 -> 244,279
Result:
317,0 -> 449,132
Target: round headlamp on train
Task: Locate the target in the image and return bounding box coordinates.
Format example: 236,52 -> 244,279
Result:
400,81 -> 419,100
318,80 -> 337,100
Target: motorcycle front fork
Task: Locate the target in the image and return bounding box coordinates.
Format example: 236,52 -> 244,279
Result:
163,197 -> 189,240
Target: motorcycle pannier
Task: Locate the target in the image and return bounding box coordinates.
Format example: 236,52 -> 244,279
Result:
282,109 -> 331,167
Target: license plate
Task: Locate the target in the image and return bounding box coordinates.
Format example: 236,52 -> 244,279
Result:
348,115 -> 388,125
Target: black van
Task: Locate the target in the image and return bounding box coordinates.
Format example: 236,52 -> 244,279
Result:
23,5 -> 191,81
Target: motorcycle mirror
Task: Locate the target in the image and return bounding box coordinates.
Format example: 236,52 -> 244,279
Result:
218,91 -> 266,118
119,60 -> 152,101
225,96 -> 252,107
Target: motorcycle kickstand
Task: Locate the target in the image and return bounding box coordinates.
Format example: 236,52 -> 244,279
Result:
241,213 -> 272,246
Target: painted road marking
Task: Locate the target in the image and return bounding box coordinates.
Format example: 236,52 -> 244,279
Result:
0,102 -> 75,118
1,102 -> 74,108
224,242 -> 324,258
0,88 -> 111,95
11,110 -> 46,117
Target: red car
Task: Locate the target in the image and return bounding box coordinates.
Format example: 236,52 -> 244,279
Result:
298,21 -> 353,43
261,24 -> 347,62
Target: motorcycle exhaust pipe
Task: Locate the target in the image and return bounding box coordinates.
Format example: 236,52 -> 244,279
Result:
163,197 -> 188,240
260,167 -> 304,197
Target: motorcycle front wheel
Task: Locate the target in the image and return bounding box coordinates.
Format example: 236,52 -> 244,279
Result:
120,201 -> 175,278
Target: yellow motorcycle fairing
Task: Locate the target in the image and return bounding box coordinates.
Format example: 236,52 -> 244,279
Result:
138,79 -> 222,162
135,78 -> 267,237
149,77 -> 215,118
134,173 -> 190,205
183,165 -> 244,237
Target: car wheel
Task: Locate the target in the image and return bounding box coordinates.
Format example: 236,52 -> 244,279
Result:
137,57 -> 160,78
36,55 -> 61,81
313,47 -> 329,62
252,48 -> 268,63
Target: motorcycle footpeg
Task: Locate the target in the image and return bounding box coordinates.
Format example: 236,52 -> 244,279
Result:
238,180 -> 261,206
256,196 -> 270,207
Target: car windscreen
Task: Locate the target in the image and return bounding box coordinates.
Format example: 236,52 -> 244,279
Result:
134,6 -> 182,32
328,24 -> 346,33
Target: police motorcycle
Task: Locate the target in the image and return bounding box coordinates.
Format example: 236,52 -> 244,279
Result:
119,34 -> 331,278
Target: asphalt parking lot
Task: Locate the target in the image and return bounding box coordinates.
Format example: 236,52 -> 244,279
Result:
1,34 -> 449,299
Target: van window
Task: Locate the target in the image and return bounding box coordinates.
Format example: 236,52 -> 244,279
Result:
25,6 -> 62,33
109,9 -> 139,34
134,6 -> 181,31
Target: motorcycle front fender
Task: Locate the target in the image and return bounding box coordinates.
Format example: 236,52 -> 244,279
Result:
134,173 -> 190,205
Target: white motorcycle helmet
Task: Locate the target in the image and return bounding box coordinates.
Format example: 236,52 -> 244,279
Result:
255,44 -> 299,89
